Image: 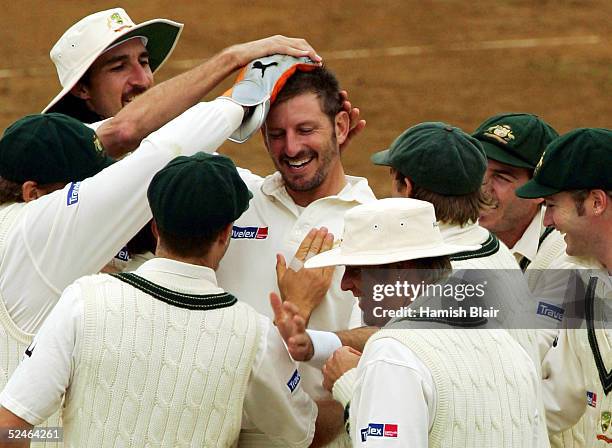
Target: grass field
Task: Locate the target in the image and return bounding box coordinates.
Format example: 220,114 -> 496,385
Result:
1,0 -> 610,196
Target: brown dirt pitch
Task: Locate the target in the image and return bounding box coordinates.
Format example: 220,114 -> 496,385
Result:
1,1 -> 610,197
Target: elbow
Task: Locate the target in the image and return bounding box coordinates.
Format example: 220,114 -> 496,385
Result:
100,119 -> 141,159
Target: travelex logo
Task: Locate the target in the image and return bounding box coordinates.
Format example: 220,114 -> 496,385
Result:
231,226 -> 268,240
536,302 -> 564,322
287,369 -> 301,393
588,391 -> 598,408
66,182 -> 81,206
360,423 -> 398,442
115,246 -> 130,262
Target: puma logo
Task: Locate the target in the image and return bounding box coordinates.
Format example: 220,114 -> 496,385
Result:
252,61 -> 278,77
25,341 -> 37,357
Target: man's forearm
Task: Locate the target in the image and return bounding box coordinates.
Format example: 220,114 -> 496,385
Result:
98,49 -> 240,157
310,399 -> 344,448
335,326 -> 378,352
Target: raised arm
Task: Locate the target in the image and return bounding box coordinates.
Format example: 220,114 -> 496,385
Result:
98,35 -> 321,157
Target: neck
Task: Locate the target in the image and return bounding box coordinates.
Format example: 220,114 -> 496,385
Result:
496,212 -> 538,249
154,247 -> 220,271
286,164 -> 347,207
596,239 -> 612,274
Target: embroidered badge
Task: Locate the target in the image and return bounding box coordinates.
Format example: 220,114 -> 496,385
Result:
484,124 -> 515,145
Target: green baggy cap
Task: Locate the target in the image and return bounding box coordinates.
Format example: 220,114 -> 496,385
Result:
371,122 -> 487,195
472,113 -> 559,170
147,152 -> 252,237
516,128 -> 612,198
0,113 -> 113,184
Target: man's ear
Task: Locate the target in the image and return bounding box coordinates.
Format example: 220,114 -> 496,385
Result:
70,82 -> 91,101
218,222 -> 234,244
591,189 -> 609,216
334,110 -> 350,146
21,181 -> 40,203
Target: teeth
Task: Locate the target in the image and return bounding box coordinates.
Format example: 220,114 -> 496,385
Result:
287,157 -> 312,167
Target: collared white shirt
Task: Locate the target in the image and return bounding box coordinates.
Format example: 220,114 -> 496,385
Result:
511,207 -> 545,264
0,258 -> 316,445
217,169 -> 376,400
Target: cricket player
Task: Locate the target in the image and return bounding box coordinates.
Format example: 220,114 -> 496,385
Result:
515,128 -> 612,448
43,7 -> 321,156
276,198 -> 548,447
0,55 -> 316,440
474,113 -> 590,447
0,152 -> 340,447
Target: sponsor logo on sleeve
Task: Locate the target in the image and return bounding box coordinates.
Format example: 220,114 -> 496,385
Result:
66,182 -> 81,206
587,391 -> 598,408
231,226 -> 268,240
360,423 -> 398,442
536,301 -> 564,322
286,369 -> 301,393
115,246 -> 130,262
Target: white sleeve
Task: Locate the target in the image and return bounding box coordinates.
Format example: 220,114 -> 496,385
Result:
242,315 -> 316,447
306,330 -> 341,369
541,329 -> 587,433
4,100 -> 243,331
0,283 -> 83,425
350,339 -> 434,447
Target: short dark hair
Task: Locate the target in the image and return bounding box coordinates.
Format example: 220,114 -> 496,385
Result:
50,93 -> 104,124
273,67 -> 343,124
156,223 -> 227,258
0,176 -> 23,205
571,189 -> 612,216
394,170 -> 489,225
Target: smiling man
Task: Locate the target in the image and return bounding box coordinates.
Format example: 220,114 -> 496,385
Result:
43,8 -> 321,158
216,66 -> 376,447
515,127 -> 612,448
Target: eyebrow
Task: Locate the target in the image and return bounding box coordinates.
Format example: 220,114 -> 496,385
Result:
492,168 -> 519,179
102,50 -> 150,67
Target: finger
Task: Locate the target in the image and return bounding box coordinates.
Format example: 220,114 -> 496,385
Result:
341,99 -> 352,115
276,253 -> 287,281
347,346 -> 362,356
293,314 -> 306,335
270,292 -> 284,323
294,228 -> 318,262
306,227 -> 328,259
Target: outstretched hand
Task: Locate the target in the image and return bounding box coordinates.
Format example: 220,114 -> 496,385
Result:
270,292 -> 314,361
276,228 -> 335,324
226,35 -> 322,69
339,90 -> 366,153
322,346 -> 362,392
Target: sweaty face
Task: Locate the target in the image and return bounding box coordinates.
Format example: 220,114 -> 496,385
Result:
76,38 -> 153,118
264,93 -> 344,204
543,192 -> 590,257
480,159 -> 542,238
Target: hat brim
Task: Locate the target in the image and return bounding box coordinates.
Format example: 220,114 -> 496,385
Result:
305,242 -> 481,269
43,19 -> 183,114
370,149 -> 392,166
479,140 -> 534,170
515,179 -> 560,198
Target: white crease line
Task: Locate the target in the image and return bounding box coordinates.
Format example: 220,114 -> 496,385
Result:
0,35 -> 602,79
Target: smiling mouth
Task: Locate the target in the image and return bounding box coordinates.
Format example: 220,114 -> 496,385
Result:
285,156 -> 314,170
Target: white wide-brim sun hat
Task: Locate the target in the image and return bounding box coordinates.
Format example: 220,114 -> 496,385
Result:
305,198 -> 480,268
43,8 -> 183,113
